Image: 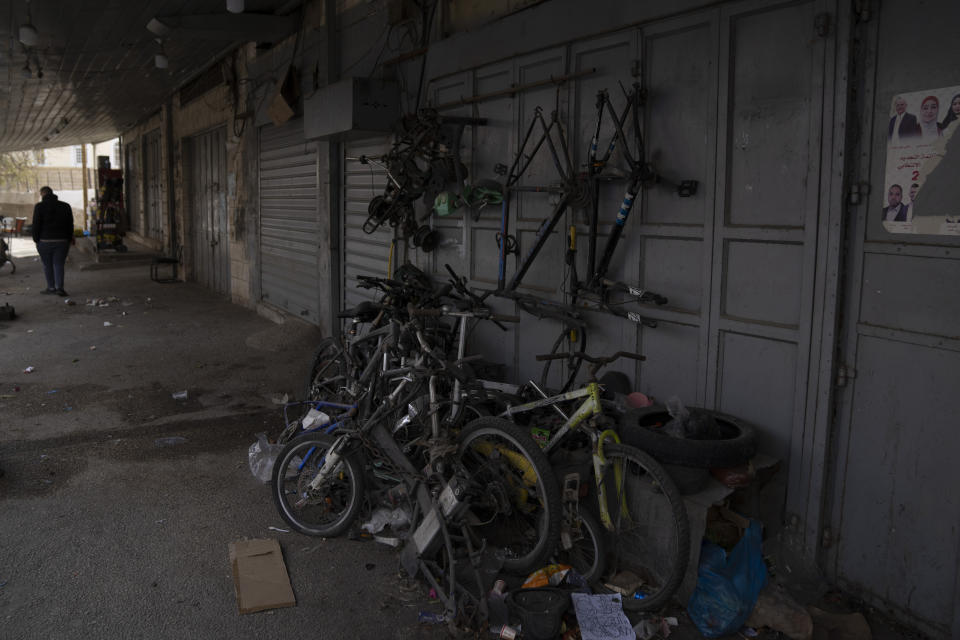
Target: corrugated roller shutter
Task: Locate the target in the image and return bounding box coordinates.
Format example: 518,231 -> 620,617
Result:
259,119 -> 320,324
343,136 -> 394,310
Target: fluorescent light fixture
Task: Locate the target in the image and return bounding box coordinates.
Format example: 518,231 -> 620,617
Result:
19,1 -> 38,46
226,0 -> 244,13
19,23 -> 38,46
146,17 -> 170,36
155,39 -> 169,69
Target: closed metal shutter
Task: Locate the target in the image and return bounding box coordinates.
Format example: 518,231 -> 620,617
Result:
124,141 -> 140,234
186,126 -> 230,294
143,129 -> 163,240
259,119 -> 320,324
342,136 -> 394,310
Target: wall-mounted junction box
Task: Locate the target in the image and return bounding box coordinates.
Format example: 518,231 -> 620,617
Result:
304,77 -> 399,140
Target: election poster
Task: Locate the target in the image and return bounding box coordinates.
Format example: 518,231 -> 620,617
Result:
882,86 -> 960,235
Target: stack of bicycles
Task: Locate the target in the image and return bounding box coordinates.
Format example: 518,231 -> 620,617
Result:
269,264 -> 691,629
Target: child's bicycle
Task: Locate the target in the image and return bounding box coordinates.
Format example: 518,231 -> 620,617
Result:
499,350 -> 690,611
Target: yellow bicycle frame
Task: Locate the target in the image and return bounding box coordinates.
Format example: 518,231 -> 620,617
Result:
503,381 -> 629,530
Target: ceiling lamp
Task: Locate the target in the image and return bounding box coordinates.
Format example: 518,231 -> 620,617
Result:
19,1 -> 39,46
146,17 -> 170,37
226,0 -> 244,13
155,41 -> 169,69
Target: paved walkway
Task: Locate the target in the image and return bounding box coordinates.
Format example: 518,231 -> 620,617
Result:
0,246 -> 449,640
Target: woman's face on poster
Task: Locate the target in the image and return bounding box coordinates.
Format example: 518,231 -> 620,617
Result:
921,98 -> 939,123
952,96 -> 960,115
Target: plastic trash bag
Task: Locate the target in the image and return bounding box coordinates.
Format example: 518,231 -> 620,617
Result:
687,519 -> 768,637
248,432 -> 283,483
361,506 -> 411,534
664,396 -> 726,440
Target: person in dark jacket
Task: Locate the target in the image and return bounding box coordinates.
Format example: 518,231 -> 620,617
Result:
32,186 -> 75,296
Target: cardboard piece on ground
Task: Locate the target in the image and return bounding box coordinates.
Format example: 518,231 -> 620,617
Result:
229,538 -> 296,614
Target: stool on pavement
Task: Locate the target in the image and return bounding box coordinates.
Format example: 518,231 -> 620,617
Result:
150,247 -> 181,284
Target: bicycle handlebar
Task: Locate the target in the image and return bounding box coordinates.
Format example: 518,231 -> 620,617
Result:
407,302 -> 520,323
535,350 -> 645,363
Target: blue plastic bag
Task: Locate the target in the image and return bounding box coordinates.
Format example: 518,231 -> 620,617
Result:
687,519 -> 767,637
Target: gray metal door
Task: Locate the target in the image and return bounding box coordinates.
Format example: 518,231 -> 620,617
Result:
143,129 -> 163,241
826,1 -> 960,635
124,141 -> 141,234
186,126 -> 229,294
259,120 -> 320,324
342,136 -> 394,310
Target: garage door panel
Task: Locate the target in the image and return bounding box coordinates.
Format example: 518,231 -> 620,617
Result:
723,240 -> 803,327
259,119 -> 320,324
644,22 -> 714,226
860,253 -> 960,338
837,335 -> 960,627
641,236 -> 703,314
717,331 -> 796,463
727,1 -> 815,228
639,320 -> 700,402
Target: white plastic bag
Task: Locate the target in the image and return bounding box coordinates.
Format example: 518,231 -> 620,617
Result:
248,432 -> 282,483
300,408 -> 331,431
361,506 -> 412,534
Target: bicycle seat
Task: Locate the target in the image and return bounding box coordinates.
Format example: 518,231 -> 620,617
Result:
338,301 -> 381,322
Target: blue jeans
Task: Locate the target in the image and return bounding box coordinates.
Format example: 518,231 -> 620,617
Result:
37,240 -> 70,290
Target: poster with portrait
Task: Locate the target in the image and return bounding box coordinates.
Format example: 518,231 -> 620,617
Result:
882,86 -> 960,235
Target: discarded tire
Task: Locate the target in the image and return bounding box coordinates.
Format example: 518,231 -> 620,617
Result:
618,405 -> 757,469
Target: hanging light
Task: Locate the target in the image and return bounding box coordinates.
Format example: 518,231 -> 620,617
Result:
19,1 -> 39,46
146,18 -> 170,37
226,0 -> 244,14
21,61 -> 32,78
155,40 -> 169,69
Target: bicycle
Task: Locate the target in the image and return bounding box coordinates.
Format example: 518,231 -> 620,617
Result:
272,305 -> 562,627
498,350 -> 690,611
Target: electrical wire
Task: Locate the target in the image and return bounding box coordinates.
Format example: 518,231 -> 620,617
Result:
413,0 -> 439,114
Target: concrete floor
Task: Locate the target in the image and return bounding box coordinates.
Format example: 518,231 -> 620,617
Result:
0,237 -> 934,640
0,240 -> 448,640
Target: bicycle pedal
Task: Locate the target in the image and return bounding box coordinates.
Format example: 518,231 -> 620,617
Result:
677,180 -> 698,197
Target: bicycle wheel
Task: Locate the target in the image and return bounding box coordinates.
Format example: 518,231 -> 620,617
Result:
557,507 -> 608,583
304,337 -> 350,402
595,443 -> 689,611
456,417 -> 561,575
271,433 -> 365,537
539,325 -> 587,393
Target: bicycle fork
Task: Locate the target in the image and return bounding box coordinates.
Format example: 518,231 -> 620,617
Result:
593,429 -> 631,531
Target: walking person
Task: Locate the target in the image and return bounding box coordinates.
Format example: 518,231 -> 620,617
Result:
32,186 -> 75,296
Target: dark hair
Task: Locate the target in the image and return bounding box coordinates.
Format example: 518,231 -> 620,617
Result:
39,186 -> 53,196
889,183 -> 902,193
941,93 -> 960,129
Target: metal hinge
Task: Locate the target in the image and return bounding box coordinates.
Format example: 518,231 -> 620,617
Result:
814,12 -> 831,37
836,364 -> 857,388
848,181 -> 870,205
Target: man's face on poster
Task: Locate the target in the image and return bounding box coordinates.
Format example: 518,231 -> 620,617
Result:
895,98 -> 907,115
888,185 -> 902,208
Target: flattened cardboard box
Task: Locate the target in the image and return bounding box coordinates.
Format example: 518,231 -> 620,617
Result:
229,538 -> 296,614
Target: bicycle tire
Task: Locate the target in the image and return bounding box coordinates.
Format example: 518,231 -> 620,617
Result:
595,443 -> 689,611
618,406 -> 757,468
271,433 -> 365,537
456,417 -> 562,575
557,506 -> 608,583
304,337 -> 350,402
539,325 -> 588,393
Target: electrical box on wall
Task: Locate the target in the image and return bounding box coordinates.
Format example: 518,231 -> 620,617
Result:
304,77 -> 399,140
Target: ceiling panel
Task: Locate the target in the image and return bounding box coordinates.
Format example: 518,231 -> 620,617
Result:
0,0 -> 298,151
